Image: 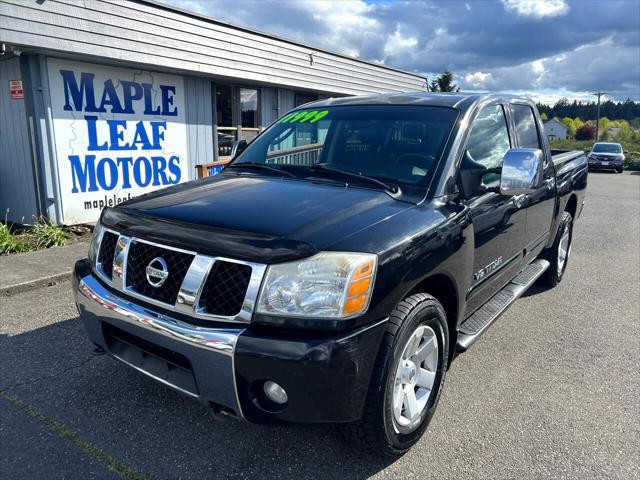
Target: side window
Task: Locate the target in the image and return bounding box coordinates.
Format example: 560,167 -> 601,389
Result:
466,105 -> 511,169
511,104 -> 541,149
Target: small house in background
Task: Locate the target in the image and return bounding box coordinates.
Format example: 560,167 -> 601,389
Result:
543,119 -> 569,141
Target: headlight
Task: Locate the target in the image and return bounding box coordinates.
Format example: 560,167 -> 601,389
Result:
88,222 -> 105,265
256,252 -> 377,319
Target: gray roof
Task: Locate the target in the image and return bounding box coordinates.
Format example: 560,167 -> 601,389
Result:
148,0 -> 424,80
544,119 -> 567,128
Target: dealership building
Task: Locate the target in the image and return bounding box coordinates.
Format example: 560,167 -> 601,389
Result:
0,0 -> 426,225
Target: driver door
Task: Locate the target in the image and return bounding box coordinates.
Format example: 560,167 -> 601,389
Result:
464,104 -> 526,315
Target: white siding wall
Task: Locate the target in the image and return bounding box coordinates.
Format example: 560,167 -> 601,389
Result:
0,0 -> 427,96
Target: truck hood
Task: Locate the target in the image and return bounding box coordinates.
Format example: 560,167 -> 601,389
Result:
102,173 -> 414,263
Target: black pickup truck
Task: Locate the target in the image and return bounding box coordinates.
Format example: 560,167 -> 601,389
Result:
73,93 -> 587,455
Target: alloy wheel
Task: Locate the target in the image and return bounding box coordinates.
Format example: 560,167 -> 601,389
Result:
392,325 -> 439,432
557,224 -> 571,273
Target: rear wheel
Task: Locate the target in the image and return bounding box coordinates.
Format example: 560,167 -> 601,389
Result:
347,294 -> 448,456
542,211 -> 573,287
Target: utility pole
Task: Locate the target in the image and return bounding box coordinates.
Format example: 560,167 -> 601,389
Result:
592,92 -> 606,141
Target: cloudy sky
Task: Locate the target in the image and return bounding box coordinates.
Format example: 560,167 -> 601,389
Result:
165,0 -> 640,104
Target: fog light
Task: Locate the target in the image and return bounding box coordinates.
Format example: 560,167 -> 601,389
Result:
263,381 -> 288,404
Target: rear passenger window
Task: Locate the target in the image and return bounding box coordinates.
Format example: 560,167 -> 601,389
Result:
511,104 -> 541,149
466,105 -> 511,169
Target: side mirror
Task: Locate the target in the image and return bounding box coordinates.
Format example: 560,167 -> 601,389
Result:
230,139 -> 248,159
500,148 -> 544,196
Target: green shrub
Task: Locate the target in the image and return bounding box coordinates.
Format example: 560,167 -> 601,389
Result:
0,215 -> 32,254
30,216 -> 68,249
0,221 -> 13,254
624,151 -> 640,170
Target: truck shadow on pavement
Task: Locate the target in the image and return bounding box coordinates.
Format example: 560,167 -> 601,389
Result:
1,314 -> 396,479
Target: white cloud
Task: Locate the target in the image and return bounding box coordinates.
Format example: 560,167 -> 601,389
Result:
502,0 -> 569,19
464,71 -> 494,88
163,0 -> 640,101
384,29 -> 418,57
465,3 -> 471,11
531,59 -> 547,85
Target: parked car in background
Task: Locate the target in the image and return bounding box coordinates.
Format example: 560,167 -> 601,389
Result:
588,142 -> 624,173
73,93 -> 587,456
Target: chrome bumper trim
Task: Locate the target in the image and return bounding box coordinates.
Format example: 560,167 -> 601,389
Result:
78,275 -> 244,356
76,273 -> 245,417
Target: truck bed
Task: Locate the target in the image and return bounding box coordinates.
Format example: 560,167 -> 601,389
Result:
551,149 -> 585,165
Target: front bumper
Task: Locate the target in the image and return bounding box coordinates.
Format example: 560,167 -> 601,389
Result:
588,160 -> 623,170
73,259 -> 386,424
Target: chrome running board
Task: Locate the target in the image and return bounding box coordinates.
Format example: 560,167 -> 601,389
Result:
456,259 -> 550,352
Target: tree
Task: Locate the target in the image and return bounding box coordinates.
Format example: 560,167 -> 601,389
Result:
535,99 -> 640,122
617,121 -> 634,142
429,70 -> 459,92
575,123 -> 596,141
561,117 -> 577,137
540,112 -> 548,121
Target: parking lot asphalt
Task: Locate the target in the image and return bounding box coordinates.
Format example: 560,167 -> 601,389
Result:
1,171 -> 639,480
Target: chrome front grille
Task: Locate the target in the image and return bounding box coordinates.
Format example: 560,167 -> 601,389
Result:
126,241 -> 195,305
97,231 -> 118,280
198,261 -> 253,316
93,228 -> 266,324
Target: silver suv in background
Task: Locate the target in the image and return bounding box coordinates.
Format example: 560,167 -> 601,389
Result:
588,142 -> 624,173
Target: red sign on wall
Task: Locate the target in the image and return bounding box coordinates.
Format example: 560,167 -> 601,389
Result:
10,79 -> 24,99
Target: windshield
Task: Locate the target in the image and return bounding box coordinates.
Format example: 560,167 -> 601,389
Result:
231,105 -> 458,188
592,143 -> 622,153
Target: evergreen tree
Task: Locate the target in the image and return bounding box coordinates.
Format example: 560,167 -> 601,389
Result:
536,99 -> 639,121
429,70 -> 459,92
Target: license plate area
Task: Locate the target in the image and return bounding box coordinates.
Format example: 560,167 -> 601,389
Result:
102,322 -> 199,396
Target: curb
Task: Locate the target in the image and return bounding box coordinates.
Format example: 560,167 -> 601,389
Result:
1,271 -> 73,296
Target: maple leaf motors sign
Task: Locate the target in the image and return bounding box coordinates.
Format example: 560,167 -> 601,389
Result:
46,59 -> 189,224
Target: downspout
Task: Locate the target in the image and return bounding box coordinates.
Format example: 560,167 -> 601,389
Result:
37,55 -> 64,224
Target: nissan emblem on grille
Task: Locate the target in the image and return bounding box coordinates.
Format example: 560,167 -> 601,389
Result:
145,257 -> 169,288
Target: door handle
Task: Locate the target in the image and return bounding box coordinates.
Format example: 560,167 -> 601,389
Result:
511,194 -> 526,209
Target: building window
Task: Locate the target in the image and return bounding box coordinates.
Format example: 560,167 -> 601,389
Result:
240,88 -> 258,128
216,84 -> 235,128
216,84 -> 237,158
294,91 -> 317,107
215,85 -> 261,159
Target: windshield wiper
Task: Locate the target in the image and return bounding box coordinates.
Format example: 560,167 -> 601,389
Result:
225,162 -> 297,178
311,164 -> 399,194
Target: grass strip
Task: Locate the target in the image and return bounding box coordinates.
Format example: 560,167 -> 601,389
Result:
1,391 -> 145,480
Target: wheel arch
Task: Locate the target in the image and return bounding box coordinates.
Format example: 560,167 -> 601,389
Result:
564,193 -> 578,219
408,273 -> 459,365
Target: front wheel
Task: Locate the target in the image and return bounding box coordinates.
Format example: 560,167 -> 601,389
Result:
542,211 -> 573,287
346,294 -> 449,456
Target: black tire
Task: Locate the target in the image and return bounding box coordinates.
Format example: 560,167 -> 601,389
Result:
616,168 -> 623,174
541,211 -> 573,287
346,293 -> 449,456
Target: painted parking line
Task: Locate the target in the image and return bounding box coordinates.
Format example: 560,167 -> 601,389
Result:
1,391 -> 145,480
